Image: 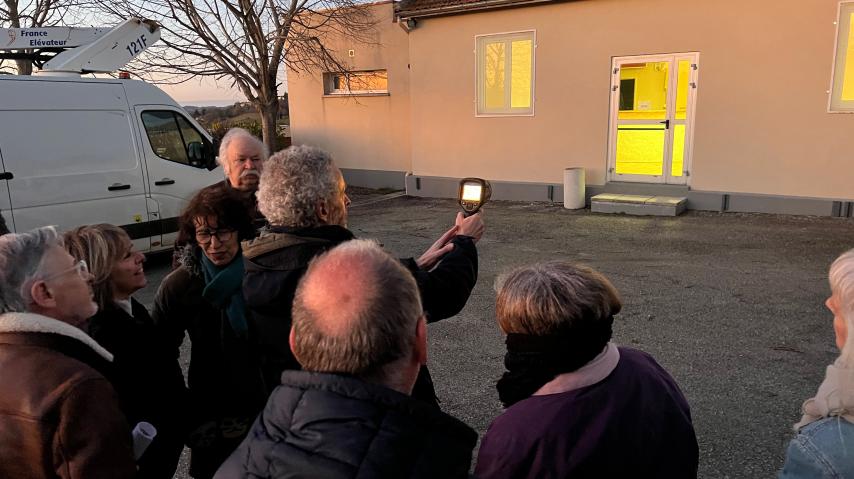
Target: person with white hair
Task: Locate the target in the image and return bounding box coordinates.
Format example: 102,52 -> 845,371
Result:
780,249 -> 854,478
215,240 -> 477,478
242,145 -> 484,405
0,226 -> 136,479
216,127 -> 268,194
176,128 -> 267,263
198,128 -> 269,231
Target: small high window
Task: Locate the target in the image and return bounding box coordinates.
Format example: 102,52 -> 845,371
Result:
830,2 -> 854,111
324,70 -> 388,95
476,31 -> 535,116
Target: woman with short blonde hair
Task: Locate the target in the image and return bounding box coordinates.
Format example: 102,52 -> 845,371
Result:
64,224 -> 186,479
476,261 -> 698,478
64,224 -> 131,311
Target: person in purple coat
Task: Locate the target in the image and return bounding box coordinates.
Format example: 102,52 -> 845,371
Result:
475,261 -> 699,479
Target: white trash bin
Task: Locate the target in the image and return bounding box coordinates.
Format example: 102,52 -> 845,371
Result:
563,167 -> 586,209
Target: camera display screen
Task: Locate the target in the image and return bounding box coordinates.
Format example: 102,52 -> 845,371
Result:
461,184 -> 482,202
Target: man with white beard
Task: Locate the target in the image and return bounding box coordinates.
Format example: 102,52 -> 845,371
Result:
205,127 -> 268,229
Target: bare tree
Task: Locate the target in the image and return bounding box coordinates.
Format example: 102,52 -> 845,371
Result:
0,0 -> 90,74
99,0 -> 376,152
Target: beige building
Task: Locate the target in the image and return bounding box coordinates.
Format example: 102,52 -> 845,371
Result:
288,0 -> 854,216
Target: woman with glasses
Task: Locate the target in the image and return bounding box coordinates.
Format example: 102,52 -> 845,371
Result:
153,187 -> 266,479
63,224 -> 187,479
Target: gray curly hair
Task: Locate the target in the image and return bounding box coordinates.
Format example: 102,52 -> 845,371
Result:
257,145 -> 340,227
217,128 -> 268,173
0,226 -> 62,313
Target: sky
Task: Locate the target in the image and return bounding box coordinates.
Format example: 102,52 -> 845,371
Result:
159,76 -> 247,107
156,69 -> 290,107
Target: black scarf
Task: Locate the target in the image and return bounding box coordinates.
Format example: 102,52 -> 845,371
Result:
496,316 -> 613,408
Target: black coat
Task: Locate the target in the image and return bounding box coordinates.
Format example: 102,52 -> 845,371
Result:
152,250 -> 267,479
213,371 -> 478,479
87,298 -> 187,479
241,225 -> 479,404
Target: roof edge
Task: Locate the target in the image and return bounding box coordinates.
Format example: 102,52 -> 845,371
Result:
396,0 -> 558,20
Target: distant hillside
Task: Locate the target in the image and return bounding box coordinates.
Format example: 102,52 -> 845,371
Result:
184,95 -> 288,125
186,97 -> 291,149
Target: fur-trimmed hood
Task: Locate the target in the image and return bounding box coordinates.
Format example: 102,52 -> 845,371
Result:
175,245 -> 203,277
0,312 -> 113,362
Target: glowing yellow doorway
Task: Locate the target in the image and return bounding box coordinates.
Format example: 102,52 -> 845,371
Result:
610,55 -> 697,184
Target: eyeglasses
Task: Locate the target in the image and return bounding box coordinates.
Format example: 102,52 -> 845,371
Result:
195,228 -> 236,245
41,260 -> 89,282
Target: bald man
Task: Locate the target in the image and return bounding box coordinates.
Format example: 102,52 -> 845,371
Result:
214,240 -> 477,479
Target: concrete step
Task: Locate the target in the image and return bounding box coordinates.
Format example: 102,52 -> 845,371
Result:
591,194 -> 687,217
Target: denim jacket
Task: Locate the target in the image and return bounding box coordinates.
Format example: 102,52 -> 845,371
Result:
779,416 -> 854,478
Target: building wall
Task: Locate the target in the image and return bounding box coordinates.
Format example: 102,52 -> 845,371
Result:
288,2 -> 411,175
406,0 -> 854,200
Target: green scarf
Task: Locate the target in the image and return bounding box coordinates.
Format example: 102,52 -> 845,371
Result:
200,250 -> 248,337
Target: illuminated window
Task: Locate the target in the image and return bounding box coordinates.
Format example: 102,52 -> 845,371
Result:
830,2 -> 854,111
324,70 -> 388,95
476,31 -> 535,115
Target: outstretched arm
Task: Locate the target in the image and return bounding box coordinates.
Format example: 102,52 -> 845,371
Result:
404,212 -> 483,322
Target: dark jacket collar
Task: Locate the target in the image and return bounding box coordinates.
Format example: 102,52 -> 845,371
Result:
242,224 -> 354,263
266,224 -> 354,242
0,312 -> 113,361
274,370 -> 477,459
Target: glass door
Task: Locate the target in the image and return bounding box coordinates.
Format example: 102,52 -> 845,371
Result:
607,53 -> 699,184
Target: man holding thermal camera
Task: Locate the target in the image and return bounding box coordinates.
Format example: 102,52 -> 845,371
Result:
242,145 -> 484,406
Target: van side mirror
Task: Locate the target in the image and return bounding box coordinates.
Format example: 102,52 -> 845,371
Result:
187,141 -> 204,167
208,137 -> 220,171
188,140 -> 218,170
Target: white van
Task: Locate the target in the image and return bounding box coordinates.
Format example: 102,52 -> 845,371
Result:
0,74 -> 222,252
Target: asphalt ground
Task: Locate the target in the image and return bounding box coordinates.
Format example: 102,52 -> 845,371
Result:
138,190 -> 854,478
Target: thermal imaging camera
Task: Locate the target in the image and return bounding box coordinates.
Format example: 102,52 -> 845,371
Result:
458,178 -> 491,216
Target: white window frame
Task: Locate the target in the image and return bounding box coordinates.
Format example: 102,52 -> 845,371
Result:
475,30 -> 536,117
323,70 -> 389,96
829,1 -> 854,112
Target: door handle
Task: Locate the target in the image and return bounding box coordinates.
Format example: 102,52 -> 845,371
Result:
0,172 -> 12,180
154,178 -> 175,186
660,120 -> 670,129
108,183 -> 131,191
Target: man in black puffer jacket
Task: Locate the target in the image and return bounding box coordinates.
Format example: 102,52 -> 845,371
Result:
242,145 -> 484,405
215,239 -> 478,479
